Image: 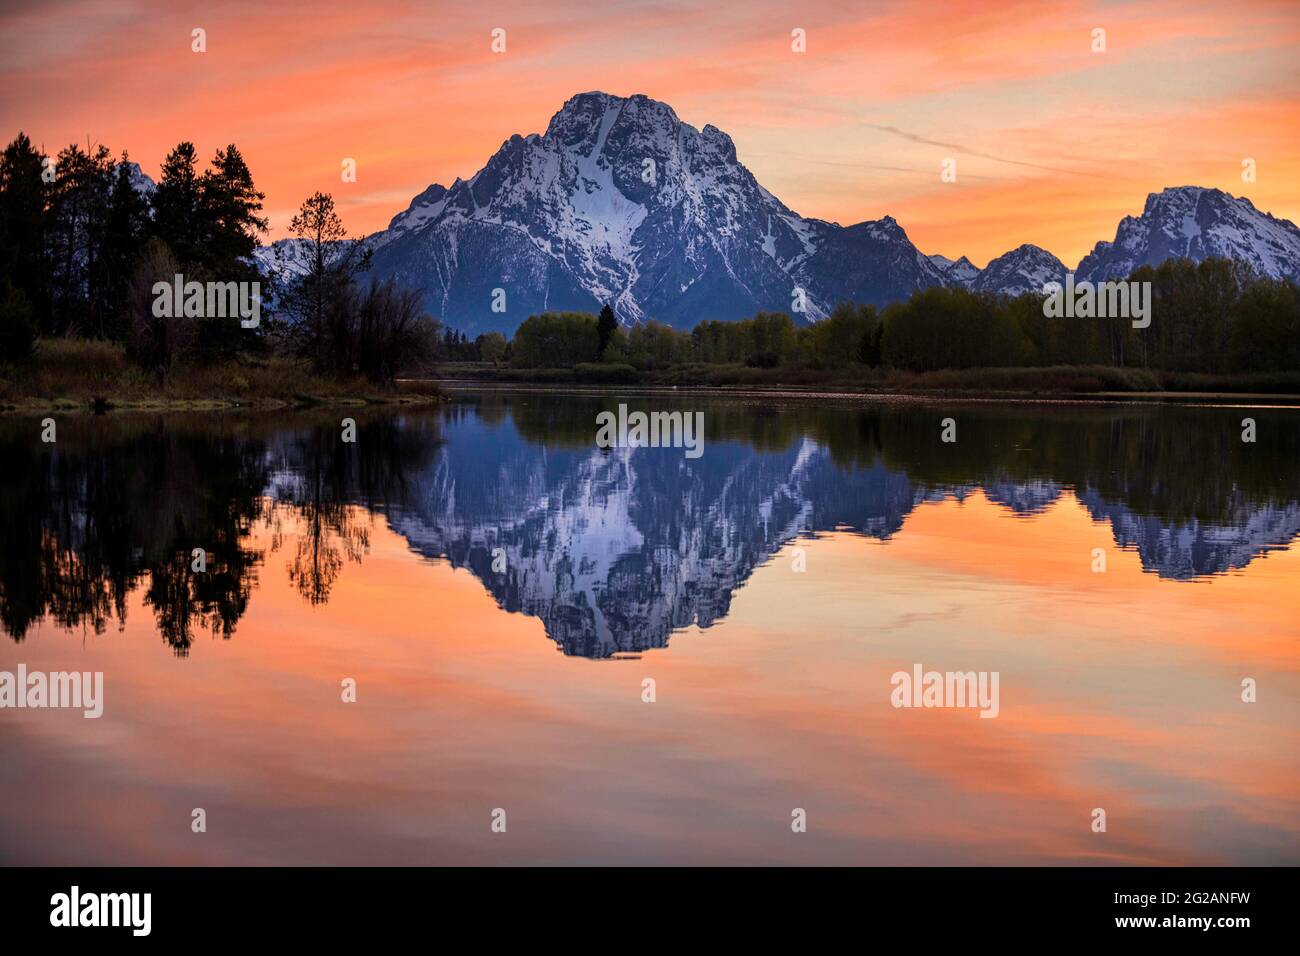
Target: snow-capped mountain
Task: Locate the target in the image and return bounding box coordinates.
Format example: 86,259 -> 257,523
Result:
1077,186 -> 1300,283
248,94 -> 1300,331
929,254 -> 981,288
972,243 -> 1068,296
253,237 -> 334,281
925,187 -> 1299,297
121,160 -> 156,198
334,92 -> 947,334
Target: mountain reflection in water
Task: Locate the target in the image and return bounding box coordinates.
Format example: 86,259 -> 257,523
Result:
2,394 -> 1297,659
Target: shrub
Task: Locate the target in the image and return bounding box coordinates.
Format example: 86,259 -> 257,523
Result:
0,280 -> 36,362
343,278 -> 437,385
125,240 -> 195,373
574,362 -> 638,384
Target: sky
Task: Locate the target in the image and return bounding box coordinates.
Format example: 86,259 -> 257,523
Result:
1,0 -> 1298,267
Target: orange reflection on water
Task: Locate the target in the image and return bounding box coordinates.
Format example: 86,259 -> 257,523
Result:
1,491 -> 1296,865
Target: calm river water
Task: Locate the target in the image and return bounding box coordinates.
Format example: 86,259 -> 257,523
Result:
1,393 -> 1296,864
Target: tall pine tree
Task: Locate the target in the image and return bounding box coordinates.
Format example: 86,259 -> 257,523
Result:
92,154 -> 153,340
151,142 -> 203,268
596,303 -> 617,360
46,142 -> 114,335
0,133 -> 48,354
202,143 -> 267,274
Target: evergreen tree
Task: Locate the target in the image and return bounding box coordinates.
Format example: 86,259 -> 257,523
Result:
596,303 -> 618,360
0,133 -> 48,349
282,191 -> 370,372
201,143 -> 267,272
196,145 -> 268,360
46,142 -> 114,335
91,154 -> 152,340
151,142 -> 204,267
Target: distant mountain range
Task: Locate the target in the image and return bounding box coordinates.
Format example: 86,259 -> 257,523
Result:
242,91 -> 1300,334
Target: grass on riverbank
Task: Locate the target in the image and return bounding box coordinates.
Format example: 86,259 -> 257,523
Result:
432,361 -> 1300,397
10,342 -> 1296,412
0,339 -> 445,412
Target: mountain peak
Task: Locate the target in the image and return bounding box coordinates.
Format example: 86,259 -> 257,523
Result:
121,160 -> 156,197
929,254 -> 981,288
1143,184 -> 1225,208
359,90 -> 949,331
972,243 -> 1066,296
545,91 -> 680,139
1079,185 -> 1300,282
700,123 -> 737,162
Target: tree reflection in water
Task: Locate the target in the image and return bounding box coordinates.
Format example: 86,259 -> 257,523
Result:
1,397 -> 1296,657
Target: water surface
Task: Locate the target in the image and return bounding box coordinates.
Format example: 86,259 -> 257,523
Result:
1,394 -> 1297,864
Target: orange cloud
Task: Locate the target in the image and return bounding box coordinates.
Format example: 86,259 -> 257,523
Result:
1,0 -> 1296,262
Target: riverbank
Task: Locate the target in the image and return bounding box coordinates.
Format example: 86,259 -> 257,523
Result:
427,361 -> 1300,403
0,339 -> 445,413
8,342 -> 1300,412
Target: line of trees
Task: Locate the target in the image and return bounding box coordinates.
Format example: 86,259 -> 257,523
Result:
0,134 -> 266,360
508,258 -> 1299,374
883,259 -> 1299,373
0,132 -> 437,384
435,327 -> 508,364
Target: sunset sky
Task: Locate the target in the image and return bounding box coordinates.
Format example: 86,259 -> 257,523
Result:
2,0 -> 1298,266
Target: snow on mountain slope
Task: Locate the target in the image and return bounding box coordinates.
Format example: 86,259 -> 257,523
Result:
1077,186 -> 1300,283
929,254 -> 981,288
253,238 -> 316,280
121,161 -> 156,198
972,243 -> 1068,296
322,92 -> 946,334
